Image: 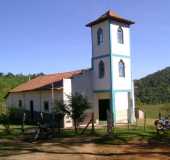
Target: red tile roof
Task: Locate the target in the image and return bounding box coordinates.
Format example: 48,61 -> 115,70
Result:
86,10 -> 134,27
9,70 -> 83,93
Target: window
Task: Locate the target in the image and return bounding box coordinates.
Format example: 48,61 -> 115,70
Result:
30,100 -> 34,120
18,100 -> 22,107
44,101 -> 49,112
119,60 -> 125,77
97,28 -> 103,45
99,60 -> 105,78
117,26 -> 124,44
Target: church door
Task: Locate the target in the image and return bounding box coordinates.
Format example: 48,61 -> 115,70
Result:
30,100 -> 34,121
98,99 -> 110,121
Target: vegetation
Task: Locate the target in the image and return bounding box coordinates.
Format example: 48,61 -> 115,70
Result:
135,67 -> 170,105
0,113 -> 10,134
53,100 -> 69,134
0,72 -> 44,105
68,93 -> 91,133
138,103 -> 170,119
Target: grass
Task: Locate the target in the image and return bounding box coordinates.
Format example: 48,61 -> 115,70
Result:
0,127 -> 169,160
138,103 -> 170,119
0,125 -> 34,140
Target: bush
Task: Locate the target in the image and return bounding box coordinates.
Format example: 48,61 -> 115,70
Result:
0,113 -> 10,133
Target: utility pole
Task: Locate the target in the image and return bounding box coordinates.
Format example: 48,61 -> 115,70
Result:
51,83 -> 54,110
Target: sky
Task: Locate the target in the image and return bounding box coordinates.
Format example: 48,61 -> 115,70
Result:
0,0 -> 170,79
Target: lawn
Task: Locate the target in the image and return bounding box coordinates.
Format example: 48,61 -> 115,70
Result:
138,103 -> 170,119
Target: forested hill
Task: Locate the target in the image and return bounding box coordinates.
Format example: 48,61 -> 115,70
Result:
135,67 -> 170,105
0,73 -> 44,103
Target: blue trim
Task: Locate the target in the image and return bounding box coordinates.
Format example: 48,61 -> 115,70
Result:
91,28 -> 94,70
109,20 -> 116,125
112,54 -> 130,59
93,89 -> 111,93
92,54 -> 110,60
113,89 -> 131,93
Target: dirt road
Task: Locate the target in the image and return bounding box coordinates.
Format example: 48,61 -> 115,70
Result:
0,137 -> 170,160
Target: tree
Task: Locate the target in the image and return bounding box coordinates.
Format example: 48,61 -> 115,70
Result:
67,93 -> 91,133
53,100 -> 69,135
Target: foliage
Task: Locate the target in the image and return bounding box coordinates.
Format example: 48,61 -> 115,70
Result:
0,113 -> 10,134
53,100 -> 69,134
53,100 -> 69,116
135,67 -> 170,104
0,73 -> 44,106
8,107 -> 24,124
67,93 -> 91,133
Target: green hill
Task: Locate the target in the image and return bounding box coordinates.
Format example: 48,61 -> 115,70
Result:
135,67 -> 170,105
0,73 -> 44,104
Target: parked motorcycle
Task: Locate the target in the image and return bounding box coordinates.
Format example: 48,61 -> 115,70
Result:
154,115 -> 170,133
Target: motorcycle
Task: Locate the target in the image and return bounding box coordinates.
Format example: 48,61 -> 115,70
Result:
154,115 -> 170,133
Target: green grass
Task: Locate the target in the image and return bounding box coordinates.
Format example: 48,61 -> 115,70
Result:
0,123 -> 169,146
138,103 -> 170,119
0,125 -> 34,140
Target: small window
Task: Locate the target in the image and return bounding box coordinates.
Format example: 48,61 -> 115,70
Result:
117,26 -> 124,44
44,101 -> 49,112
99,60 -> 105,79
18,100 -> 22,107
97,28 -> 103,45
119,60 -> 125,77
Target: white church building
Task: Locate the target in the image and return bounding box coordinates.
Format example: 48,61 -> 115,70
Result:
6,10 -> 136,128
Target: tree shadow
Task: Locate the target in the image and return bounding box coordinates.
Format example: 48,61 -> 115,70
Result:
0,128 -> 170,159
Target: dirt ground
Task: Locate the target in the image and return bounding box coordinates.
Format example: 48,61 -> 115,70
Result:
0,137 -> 170,160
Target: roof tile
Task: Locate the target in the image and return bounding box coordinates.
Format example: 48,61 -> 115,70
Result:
10,70 -> 83,93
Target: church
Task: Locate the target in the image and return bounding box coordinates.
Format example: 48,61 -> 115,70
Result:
6,10 -> 136,128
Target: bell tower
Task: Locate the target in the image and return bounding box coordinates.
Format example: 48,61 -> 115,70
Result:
86,10 -> 135,123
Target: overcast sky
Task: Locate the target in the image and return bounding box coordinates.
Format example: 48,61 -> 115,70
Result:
0,0 -> 170,79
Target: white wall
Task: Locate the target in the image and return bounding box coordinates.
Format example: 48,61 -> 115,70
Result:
110,22 -> 130,56
114,92 -> 128,123
6,90 -> 63,113
71,70 -> 95,123
71,70 -> 93,102
91,20 -> 110,57
63,78 -> 73,128
112,57 -> 132,90
93,57 -> 111,91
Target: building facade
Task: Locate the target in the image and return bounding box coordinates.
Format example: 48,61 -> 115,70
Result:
6,10 -> 136,128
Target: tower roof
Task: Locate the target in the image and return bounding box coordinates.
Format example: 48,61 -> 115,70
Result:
86,10 -> 135,27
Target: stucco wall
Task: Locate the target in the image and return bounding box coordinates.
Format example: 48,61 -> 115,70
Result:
112,57 -> 132,90
6,90 -> 63,112
91,20 -> 110,57
63,78 -> 73,128
92,57 -> 111,91
71,70 -> 95,123
114,91 -> 128,123
110,22 -> 130,56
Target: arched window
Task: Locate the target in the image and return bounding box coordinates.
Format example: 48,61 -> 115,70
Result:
117,26 -> 124,44
97,28 -> 103,45
99,60 -> 105,78
119,60 -> 125,77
